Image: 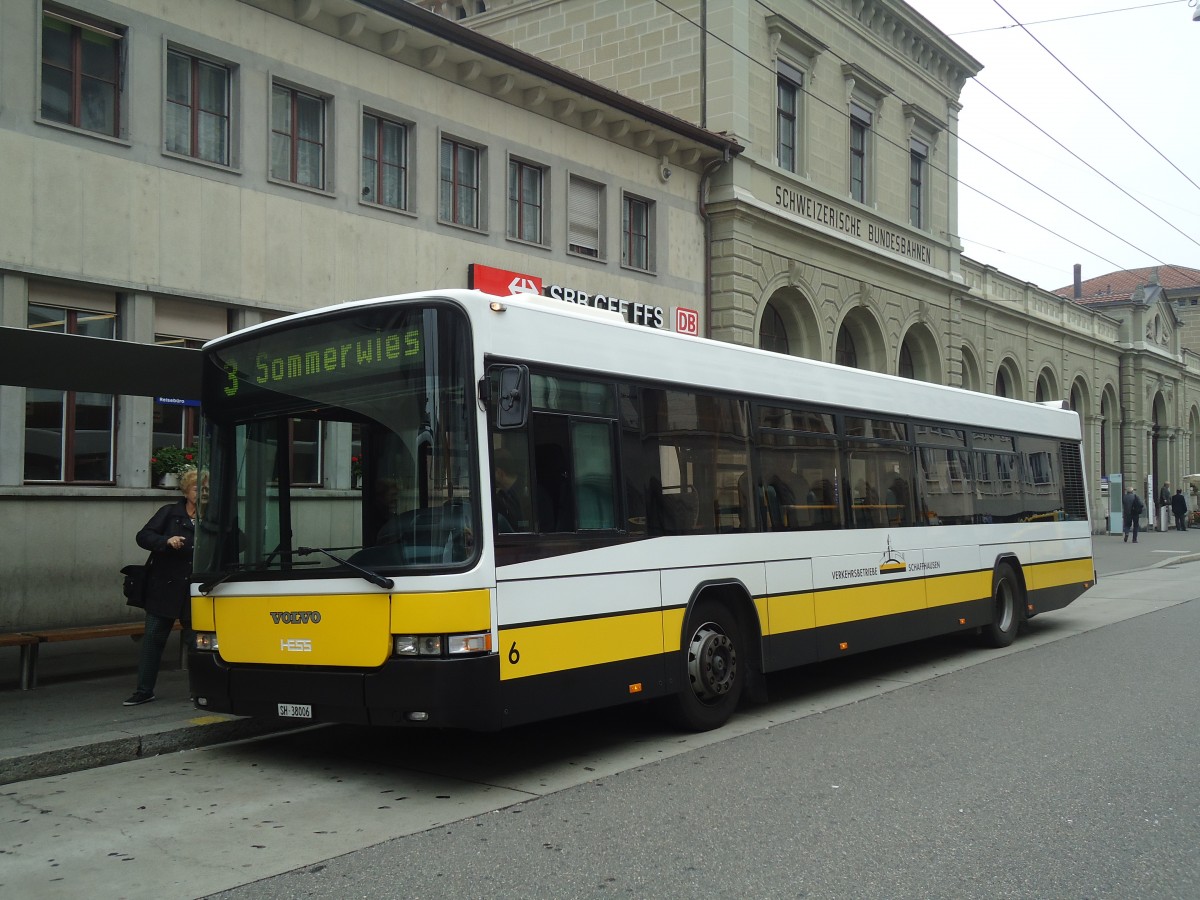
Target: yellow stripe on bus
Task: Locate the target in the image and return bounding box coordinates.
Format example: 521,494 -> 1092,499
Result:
765,592 -> 815,635
924,570 -> 991,609
1025,557 -> 1094,592
815,578 -> 927,627
390,589 -> 490,632
500,610 -> 666,680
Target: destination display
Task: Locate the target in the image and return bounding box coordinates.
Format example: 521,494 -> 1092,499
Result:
214,321 -> 424,400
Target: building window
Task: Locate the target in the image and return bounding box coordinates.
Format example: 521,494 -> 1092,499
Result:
362,113 -> 408,210
40,8 -> 123,137
290,418 -> 322,486
568,175 -> 604,259
25,305 -> 117,482
271,83 -> 326,189
776,61 -> 803,173
622,195 -> 652,271
759,301 -> 789,355
508,159 -> 544,244
850,103 -> 871,204
835,326 -> 858,369
440,137 -> 480,228
909,139 -> 928,228
166,49 -> 231,165
899,340 -> 915,379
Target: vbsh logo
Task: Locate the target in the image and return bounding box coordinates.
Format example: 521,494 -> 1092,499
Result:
269,611 -> 322,624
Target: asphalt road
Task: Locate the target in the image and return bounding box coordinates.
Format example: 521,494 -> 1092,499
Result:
4,558 -> 1196,900
206,599 -> 1199,899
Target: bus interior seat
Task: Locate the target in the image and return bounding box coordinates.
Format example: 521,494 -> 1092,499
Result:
576,477 -> 614,529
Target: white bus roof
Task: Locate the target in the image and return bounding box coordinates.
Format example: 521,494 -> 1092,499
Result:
209,289 -> 1081,441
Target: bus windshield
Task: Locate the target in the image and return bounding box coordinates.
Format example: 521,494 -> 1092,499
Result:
194,301 -> 478,580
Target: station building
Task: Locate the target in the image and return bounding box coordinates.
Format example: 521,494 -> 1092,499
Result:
0,0 -> 1197,631
442,0 -> 1200,524
0,0 -> 738,627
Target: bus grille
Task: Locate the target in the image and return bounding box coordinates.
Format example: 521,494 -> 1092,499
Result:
1059,442 -> 1088,520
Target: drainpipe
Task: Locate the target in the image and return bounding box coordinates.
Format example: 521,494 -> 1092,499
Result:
699,151 -> 729,340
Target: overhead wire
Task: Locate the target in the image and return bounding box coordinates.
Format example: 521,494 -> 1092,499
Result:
970,79 -> 1200,252
950,0 -> 1186,36
647,0 -> 1195,286
989,0 -> 1200,194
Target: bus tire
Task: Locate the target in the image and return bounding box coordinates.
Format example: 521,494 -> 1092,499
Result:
981,563 -> 1021,648
667,599 -> 744,731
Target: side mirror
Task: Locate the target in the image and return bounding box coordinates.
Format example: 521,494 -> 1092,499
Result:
494,365 -> 530,429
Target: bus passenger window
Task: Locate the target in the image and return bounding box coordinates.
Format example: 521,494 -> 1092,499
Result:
493,436 -> 533,532
572,421 -> 616,530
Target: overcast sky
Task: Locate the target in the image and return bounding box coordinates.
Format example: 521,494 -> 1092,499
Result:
901,0 -> 1200,293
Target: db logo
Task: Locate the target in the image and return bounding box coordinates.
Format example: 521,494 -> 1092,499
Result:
675,307 -> 699,336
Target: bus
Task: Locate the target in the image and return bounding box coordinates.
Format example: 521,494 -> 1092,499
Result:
189,289 -> 1095,732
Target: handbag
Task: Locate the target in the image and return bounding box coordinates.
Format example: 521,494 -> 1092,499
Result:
121,553 -> 154,609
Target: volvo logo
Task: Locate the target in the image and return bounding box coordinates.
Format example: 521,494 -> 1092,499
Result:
269,611 -> 322,624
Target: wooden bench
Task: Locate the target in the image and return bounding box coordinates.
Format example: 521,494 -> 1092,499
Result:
2,621 -> 182,691
0,632 -> 41,691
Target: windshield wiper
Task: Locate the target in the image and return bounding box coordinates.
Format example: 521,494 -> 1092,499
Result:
197,564 -> 254,595
297,546 -> 395,590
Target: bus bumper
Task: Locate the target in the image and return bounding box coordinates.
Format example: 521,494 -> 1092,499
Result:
188,650 -> 503,730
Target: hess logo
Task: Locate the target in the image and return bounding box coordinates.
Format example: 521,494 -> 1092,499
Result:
269,611 -> 322,624
280,638 -> 312,652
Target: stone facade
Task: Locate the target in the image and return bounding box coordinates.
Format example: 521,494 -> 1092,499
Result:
0,0 -> 736,627
452,0 -> 1200,525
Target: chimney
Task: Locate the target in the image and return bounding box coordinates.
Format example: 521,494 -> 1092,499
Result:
1073,264 -> 1082,299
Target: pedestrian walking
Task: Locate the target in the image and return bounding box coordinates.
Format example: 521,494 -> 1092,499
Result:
123,467 -> 196,706
1171,488 -> 1188,531
1122,486 -> 1144,543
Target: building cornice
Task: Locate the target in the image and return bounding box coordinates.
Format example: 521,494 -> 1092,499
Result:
240,0 -> 742,169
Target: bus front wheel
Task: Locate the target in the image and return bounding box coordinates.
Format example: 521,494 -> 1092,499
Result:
667,599 -> 744,731
981,563 -> 1021,648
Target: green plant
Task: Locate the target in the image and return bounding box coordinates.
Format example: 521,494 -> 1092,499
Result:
351,454 -> 363,478
151,446 -> 197,478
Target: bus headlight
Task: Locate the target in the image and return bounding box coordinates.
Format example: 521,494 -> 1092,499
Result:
392,633 -> 491,656
195,632 -> 218,651
393,635 -> 443,656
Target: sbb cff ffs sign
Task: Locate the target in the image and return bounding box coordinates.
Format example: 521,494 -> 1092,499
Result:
675,307 -> 700,336
468,264 -> 542,296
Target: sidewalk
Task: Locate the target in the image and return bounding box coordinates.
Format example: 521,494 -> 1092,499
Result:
3,527 -> 1199,785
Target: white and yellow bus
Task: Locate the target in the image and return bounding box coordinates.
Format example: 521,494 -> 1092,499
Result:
189,289 -> 1095,731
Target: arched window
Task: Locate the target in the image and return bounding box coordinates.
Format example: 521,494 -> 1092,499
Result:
835,326 -> 858,368
995,368 -> 1011,398
898,340 -> 914,379
759,301 -> 789,355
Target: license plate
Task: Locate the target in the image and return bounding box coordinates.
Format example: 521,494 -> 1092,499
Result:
277,703 -> 312,719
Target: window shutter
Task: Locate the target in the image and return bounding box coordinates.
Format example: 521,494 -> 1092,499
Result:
568,178 -> 601,257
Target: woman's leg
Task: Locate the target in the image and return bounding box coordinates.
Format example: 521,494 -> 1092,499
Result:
136,613 -> 176,695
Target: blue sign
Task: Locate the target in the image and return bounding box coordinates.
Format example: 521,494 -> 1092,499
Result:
156,397 -> 200,407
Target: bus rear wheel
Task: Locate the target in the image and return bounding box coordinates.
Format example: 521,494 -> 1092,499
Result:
981,563 -> 1021,648
667,599 -> 744,731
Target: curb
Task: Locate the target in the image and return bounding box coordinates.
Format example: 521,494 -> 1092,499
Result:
0,716 -> 303,786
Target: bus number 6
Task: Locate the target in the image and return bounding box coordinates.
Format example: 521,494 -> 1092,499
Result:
508,642 -> 520,665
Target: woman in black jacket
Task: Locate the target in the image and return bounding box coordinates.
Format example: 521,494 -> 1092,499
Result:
123,468 -> 196,706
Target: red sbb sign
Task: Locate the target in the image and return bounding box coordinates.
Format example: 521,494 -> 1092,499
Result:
469,264 -> 543,297
675,307 -> 700,336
